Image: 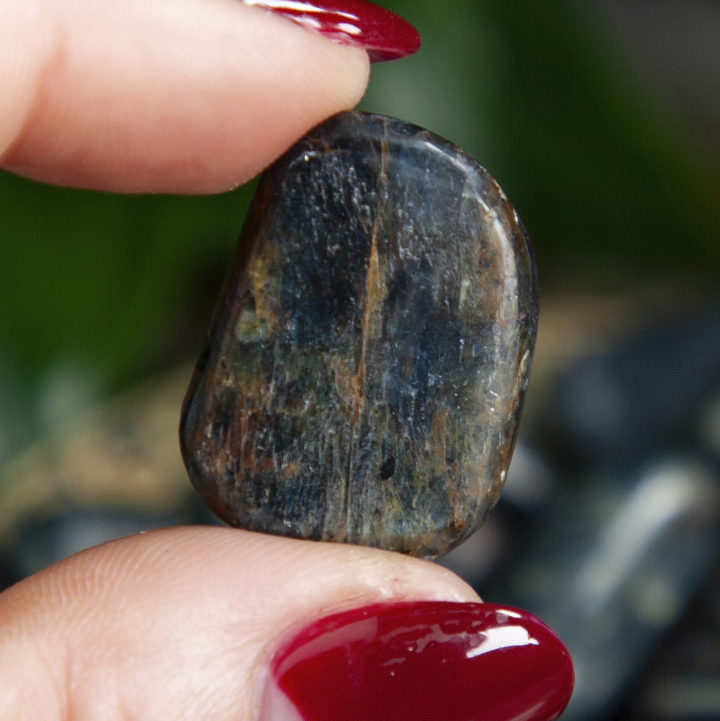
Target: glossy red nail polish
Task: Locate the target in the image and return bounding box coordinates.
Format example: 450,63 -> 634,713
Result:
263,602 -> 574,721
242,0 -> 421,62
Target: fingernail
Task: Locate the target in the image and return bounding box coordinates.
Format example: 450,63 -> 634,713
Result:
241,0 -> 421,62
261,602 -> 574,721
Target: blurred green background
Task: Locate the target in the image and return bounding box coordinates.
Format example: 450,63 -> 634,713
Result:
2,0 -> 718,467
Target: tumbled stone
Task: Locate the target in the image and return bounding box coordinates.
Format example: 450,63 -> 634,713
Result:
180,112 -> 538,558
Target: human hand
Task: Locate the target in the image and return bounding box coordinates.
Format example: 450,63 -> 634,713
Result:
0,2 -> 573,719
0,0 -> 373,193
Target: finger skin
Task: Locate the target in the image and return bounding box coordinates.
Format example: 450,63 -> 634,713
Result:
0,0 -> 369,193
0,527 -> 479,721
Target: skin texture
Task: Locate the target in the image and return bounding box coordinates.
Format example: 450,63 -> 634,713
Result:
0,0 -> 369,192
0,528 -> 479,721
0,2 -> 485,719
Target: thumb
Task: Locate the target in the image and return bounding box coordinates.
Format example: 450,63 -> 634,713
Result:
0,526 -> 475,719
0,526 -> 572,721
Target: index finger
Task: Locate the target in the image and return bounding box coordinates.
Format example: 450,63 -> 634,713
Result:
0,0 -> 369,193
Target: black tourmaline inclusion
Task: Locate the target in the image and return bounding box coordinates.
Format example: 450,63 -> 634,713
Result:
180,112 -> 538,558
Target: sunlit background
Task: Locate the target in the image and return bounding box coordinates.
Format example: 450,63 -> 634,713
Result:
1,2 -> 719,719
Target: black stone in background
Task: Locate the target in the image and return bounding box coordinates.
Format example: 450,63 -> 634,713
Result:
551,304 -> 720,467
618,556 -> 720,720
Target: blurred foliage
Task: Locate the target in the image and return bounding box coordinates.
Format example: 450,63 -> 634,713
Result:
0,180 -> 254,459
365,0 -> 720,282
0,180 -> 252,384
1,0 -> 719,462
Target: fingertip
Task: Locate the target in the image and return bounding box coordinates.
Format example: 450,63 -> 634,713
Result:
0,528 -> 477,720
0,0 -> 370,193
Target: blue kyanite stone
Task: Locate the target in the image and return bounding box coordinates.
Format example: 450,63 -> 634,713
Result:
180,111 -> 538,558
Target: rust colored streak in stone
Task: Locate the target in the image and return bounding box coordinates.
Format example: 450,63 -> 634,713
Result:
347,129 -> 390,537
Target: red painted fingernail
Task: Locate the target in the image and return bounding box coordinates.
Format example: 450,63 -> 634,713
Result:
262,602 -> 574,721
241,0 -> 421,62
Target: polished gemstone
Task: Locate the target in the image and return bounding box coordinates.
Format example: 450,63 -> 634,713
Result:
180,111 -> 538,557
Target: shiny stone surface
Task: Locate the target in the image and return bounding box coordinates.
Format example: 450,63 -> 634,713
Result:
180,111 -> 538,557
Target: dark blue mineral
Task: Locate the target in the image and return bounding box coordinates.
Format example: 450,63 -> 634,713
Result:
180,111 -> 538,557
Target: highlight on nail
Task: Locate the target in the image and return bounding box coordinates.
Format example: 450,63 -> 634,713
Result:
261,602 -> 574,721
241,0 -> 421,61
